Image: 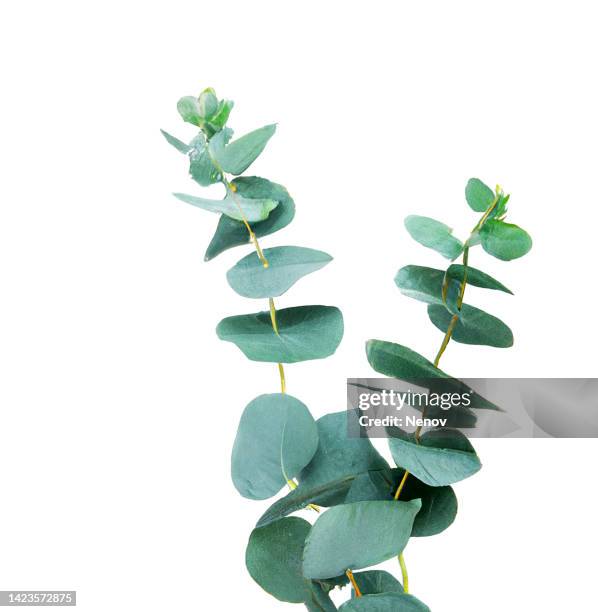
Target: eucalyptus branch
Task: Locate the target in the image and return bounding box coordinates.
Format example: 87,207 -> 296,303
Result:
365,178 -> 532,609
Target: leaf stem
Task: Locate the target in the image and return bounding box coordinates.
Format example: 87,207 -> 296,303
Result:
393,470 -> 410,500
346,569 -> 362,597
398,553 -> 409,593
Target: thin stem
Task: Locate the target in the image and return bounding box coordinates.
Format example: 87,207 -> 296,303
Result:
214,159 -> 287,394
346,570 -> 362,597
393,470 -> 410,500
398,553 -> 409,593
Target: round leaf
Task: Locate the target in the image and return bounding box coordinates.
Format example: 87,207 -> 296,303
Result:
227,246 -> 333,298
177,95 -> 202,127
217,305 -> 344,363
302,499 -> 422,579
427,303 -> 513,347
465,178 -> 495,212
388,428 -> 481,487
232,393 -> 318,500
480,220 -> 532,261
404,215 -> 464,260
246,517 -> 311,603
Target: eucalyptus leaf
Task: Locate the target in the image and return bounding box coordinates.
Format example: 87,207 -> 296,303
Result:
246,517 -> 311,603
302,499 -> 422,579
404,215 -> 464,260
257,476 -> 356,528
160,129 -> 191,154
198,87 -> 218,119
232,393 -> 318,500
205,177 -> 295,261
365,339 -> 499,410
344,468 -> 458,537
394,265 -> 459,307
173,189 -> 278,223
188,132 -> 221,186
339,593 -> 430,612
480,220 -> 533,261
446,264 -> 513,294
217,305 -> 343,363
212,124 -> 277,174
177,95 -> 202,127
350,571 -> 403,598
388,428 -> 481,487
427,303 -> 514,348
299,410 -> 389,506
465,178 -> 495,212
227,246 -> 333,298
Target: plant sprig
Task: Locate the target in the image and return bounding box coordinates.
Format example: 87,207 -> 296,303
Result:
164,92 -> 532,610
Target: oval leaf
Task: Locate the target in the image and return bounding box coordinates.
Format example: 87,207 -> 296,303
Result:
427,303 -> 514,347
465,178 -> 495,212
302,499 -> 421,579
480,220 -> 532,261
232,393 -> 318,500
212,124 -> 277,174
394,265 -> 459,305
404,215 -> 464,260
217,305 -> 343,363
388,428 -> 481,487
227,246 -> 333,298
446,264 -> 512,294
187,132 -> 221,186
246,517 -> 311,603
299,411 -> 389,505
205,177 -> 295,261
340,593 -> 430,612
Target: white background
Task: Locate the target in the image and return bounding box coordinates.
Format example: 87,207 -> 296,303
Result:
1,1 -> 596,610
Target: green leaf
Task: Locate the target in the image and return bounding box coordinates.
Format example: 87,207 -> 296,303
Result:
246,517 -> 311,603
209,99 -> 234,130
204,177 -> 295,261
339,593 -> 430,611
173,189 -> 278,223
465,178 -> 495,212
480,220 -> 533,261
427,303 -> 514,347
212,124 -> 277,175
394,265 -> 458,306
257,475 -> 356,528
160,129 -> 191,154
217,305 -> 343,363
198,87 -> 218,119
345,469 -> 458,537
227,246 -> 333,299
299,411 -> 389,505
177,95 -> 202,127
388,428 -> 481,487
365,340 -> 499,410
232,393 -> 318,500
350,571 -> 403,597
446,264 -> 512,294
404,215 -> 464,260
188,133 -> 221,186
302,499 -> 421,579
